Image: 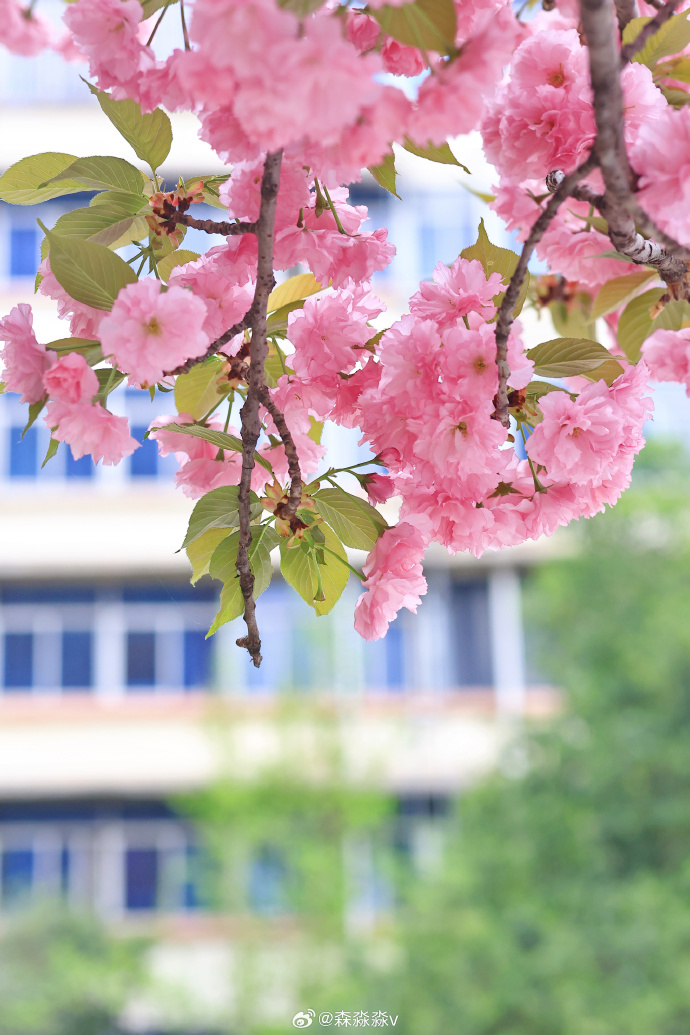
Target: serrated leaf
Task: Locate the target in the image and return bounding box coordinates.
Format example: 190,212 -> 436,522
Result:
616,288 -> 665,361
159,422 -> 274,473
549,298 -> 595,341
277,0 -> 327,12
157,249 -> 200,282
267,272 -> 324,312
51,202 -> 143,250
42,438 -> 60,468
402,137 -> 468,172
186,527 -> 229,585
0,152 -> 83,205
43,155 -> 146,196
367,151 -> 400,199
207,526 -> 280,635
313,524 -> 350,616
265,340 -> 293,388
45,336 -> 100,352
622,11 -> 690,69
461,219 -> 529,316
313,485 -> 388,551
181,485 -> 263,549
370,0 -> 457,56
660,85 -> 690,106
42,224 -> 137,311
655,56 -> 690,82
280,540 -> 318,608
140,0 -> 178,18
94,368 -> 126,405
174,358 -> 227,421
592,270 -> 658,319
527,338 -> 616,378
524,380 -> 565,399
580,357 -> 625,386
89,85 -> 173,172
460,182 -> 496,204
23,399 -> 45,437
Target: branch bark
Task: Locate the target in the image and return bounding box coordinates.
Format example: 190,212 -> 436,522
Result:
258,385 -> 303,521
172,212 -> 257,237
620,0 -> 681,62
614,0 -> 639,31
235,150 -> 282,668
492,153 -> 598,428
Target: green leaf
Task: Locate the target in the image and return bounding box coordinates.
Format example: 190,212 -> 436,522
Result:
277,0 -> 327,12
23,400 -> 45,438
622,12 -> 690,69
265,339 -> 293,388
43,155 -> 147,196
186,527 -> 230,585
550,297 -> 595,341
402,137 -> 469,172
207,525 -> 280,635
51,200 -> 145,250
174,358 -> 227,421
89,86 -> 173,172
157,249 -> 201,282
460,182 -> 496,205
592,270 -> 658,320
524,380 -> 565,399
266,301 -> 305,339
181,485 -> 263,549
267,272 -> 324,312
42,438 -> 60,468
94,368 -> 126,406
41,223 -> 137,311
140,0 -> 178,18
617,295 -> 690,363
45,336 -> 100,352
655,56 -> 690,82
527,338 -> 617,378
313,525 -> 350,616
280,540 -> 318,608
660,85 -> 690,106
461,219 -> 530,316
370,0 -> 457,56
313,485 -> 388,551
158,422 -> 274,473
0,152 -> 83,205
367,151 -> 400,199
580,358 -> 625,386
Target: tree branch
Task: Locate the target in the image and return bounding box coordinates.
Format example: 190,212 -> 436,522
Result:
165,315 -> 253,377
258,386 -> 303,521
614,0 -> 639,32
172,212 -> 257,237
492,154 -> 598,428
235,151 -> 282,668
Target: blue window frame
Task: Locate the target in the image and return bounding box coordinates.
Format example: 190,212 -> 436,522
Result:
130,425 -> 158,478
10,228 -> 37,277
127,632 -> 156,688
183,629 -> 211,689
125,848 -> 158,910
1,849 -> 33,904
61,630 -> 93,690
9,426 -> 37,478
60,845 -> 70,896
4,633 -> 33,690
248,846 -> 286,914
385,623 -> 405,688
451,580 -> 493,687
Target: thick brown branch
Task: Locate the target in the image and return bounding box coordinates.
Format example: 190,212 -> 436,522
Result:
550,173 -> 688,283
235,151 -> 282,669
492,154 -> 598,428
258,385 -> 303,521
614,0 -> 639,31
172,212 -> 257,236
620,0 -> 680,62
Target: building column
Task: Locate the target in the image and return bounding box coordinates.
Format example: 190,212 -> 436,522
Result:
487,566 -> 526,718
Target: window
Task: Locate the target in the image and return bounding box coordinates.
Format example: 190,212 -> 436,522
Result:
9,426 -> 37,478
1,849 -> 33,905
61,631 -> 93,690
9,228 -> 37,277
183,629 -> 211,689
65,450 -> 94,479
385,623 -> 405,688
4,633 -> 33,690
451,580 -> 493,687
248,846 -> 286,914
125,848 -> 158,910
129,425 -> 158,478
126,631 -> 156,688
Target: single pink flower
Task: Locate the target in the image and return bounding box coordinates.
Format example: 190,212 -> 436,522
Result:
354,523 -> 428,641
45,400 -> 139,466
0,304 -> 55,404
43,351 -> 98,405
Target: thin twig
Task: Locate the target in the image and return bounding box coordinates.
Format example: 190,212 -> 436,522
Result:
258,385 -> 303,521
235,151 -> 282,668
492,153 -> 598,427
165,314 -> 254,377
620,0 -> 680,62
172,213 -> 256,236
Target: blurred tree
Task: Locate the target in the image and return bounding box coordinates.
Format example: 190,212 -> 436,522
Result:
0,907 -> 147,1035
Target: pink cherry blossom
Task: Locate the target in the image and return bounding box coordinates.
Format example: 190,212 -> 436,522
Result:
63,0 -> 151,91
410,257 -> 503,330
345,10 -> 380,53
381,38 -> 425,78
99,280 -> 210,385
45,400 -> 139,466
642,328 -> 690,394
38,258 -> 106,341
2,0 -> 52,55
354,523 -> 428,641
287,283 -> 382,382
631,105 -> 690,245
43,351 -> 98,404
0,304 -> 55,404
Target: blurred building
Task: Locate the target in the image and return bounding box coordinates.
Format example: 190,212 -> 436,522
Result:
0,19 -> 570,1023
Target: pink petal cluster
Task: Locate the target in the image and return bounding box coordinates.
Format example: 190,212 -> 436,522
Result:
354,523 -> 428,642
99,280 -> 210,385
148,412 -> 245,498
642,328 -> 690,394
43,352 -> 138,466
631,106 -> 690,246
1,0 -> 52,55
0,304 -> 55,403
63,0 -> 152,92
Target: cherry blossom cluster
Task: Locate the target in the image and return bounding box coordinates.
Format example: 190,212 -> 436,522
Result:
2,0 -> 690,652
